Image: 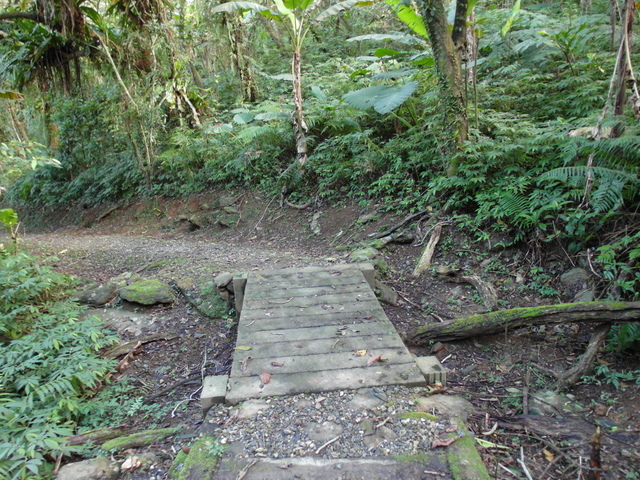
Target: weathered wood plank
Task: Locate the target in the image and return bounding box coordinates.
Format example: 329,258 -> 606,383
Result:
231,348 -> 418,376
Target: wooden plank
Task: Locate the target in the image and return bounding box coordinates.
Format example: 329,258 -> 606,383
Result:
226,362 -> 424,404
232,333 -> 404,359
227,266 -> 424,404
231,348 -> 418,376
235,311 -> 388,331
237,321 -> 394,343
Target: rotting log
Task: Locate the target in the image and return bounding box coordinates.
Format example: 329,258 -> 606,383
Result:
410,301 -> 640,344
66,425 -> 131,446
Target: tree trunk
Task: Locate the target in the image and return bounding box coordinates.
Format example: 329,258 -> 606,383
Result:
613,0 -> 635,115
410,301 -> 640,344
225,13 -> 258,103
292,49 -> 308,167
418,0 -> 468,176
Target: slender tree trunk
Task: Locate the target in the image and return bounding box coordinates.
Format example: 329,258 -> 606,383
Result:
225,14 -> 258,103
8,103 -> 29,143
418,0 -> 468,176
613,0 -> 635,115
292,48 -> 308,167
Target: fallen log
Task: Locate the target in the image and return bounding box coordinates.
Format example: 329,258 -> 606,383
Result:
410,301 -> 640,344
66,425 -> 131,446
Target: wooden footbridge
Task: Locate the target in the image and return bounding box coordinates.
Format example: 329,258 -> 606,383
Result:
202,264 -> 441,406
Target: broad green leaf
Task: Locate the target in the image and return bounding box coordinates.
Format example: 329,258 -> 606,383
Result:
410,56 -> 435,66
314,0 -> 370,23
386,0 -> 428,39
372,81 -> 418,114
501,0 -> 521,37
233,112 -> 255,124
343,86 -> 389,110
347,32 -> 422,45
283,0 -> 313,9
254,111 -> 290,121
204,123 -> 233,134
211,1 -> 276,16
0,209 -> 18,229
372,68 -> 415,79
374,48 -> 401,57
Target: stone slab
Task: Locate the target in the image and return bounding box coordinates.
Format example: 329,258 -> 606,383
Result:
201,375 -> 228,416
213,456 -> 451,480
415,356 -> 447,385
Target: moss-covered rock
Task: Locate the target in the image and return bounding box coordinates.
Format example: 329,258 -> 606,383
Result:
119,278 -> 176,305
170,436 -> 222,480
399,411 -> 438,421
446,418 -> 491,480
101,427 -> 179,451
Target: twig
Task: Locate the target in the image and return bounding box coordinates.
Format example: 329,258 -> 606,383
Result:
523,367 -> 530,415
517,446 -> 534,480
315,435 -> 341,454
423,470 -> 447,477
235,459 -> 258,480
397,291 -> 422,309
499,463 -> 519,477
375,417 -> 392,429
267,297 -> 293,304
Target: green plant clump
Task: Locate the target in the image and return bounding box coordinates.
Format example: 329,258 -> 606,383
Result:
0,253 -> 119,479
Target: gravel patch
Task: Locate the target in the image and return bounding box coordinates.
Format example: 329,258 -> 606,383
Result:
203,386 -> 454,460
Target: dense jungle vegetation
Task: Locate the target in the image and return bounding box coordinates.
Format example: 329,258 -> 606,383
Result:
1,0 -> 640,477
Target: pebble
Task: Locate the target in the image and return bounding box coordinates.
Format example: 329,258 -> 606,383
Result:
203,386 -> 446,459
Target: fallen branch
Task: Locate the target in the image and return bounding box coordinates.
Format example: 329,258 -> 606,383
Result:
369,209 -> 430,239
66,425 -> 131,446
410,301 -> 640,344
436,266 -> 498,310
412,224 -> 443,278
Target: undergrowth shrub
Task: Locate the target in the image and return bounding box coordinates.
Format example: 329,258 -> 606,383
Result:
0,253 -> 119,480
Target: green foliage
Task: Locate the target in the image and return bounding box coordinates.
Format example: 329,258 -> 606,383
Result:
582,365 -> 640,390
606,324 -> 640,353
0,253 -> 118,479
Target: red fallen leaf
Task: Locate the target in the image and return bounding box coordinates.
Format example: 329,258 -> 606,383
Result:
367,354 -> 386,367
259,372 -> 271,384
431,437 -> 458,449
271,361 -> 284,367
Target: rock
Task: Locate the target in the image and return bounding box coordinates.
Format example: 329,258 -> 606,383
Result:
363,425 -> 396,448
217,214 -> 237,228
415,395 -> 475,421
304,421 -> 344,443
85,308 -> 154,336
57,457 -> 119,480
357,212 -> 378,224
110,272 -> 142,288
349,247 -> 379,263
374,279 -> 398,305
219,195 -> 237,207
560,268 -> 589,285
214,272 -> 234,289
347,388 -> 387,410
573,289 -> 594,303
223,206 -> 239,214
529,390 -> 581,416
119,279 -> 176,305
189,213 -> 215,228
75,283 -> 118,306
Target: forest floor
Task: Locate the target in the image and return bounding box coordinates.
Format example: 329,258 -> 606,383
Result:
12,191 -> 640,479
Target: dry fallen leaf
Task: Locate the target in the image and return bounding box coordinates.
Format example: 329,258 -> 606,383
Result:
355,350 -> 367,357
431,437 -> 458,449
259,372 -> 271,384
543,448 -> 555,462
367,354 -> 386,366
271,361 -> 284,367
367,355 -> 382,366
